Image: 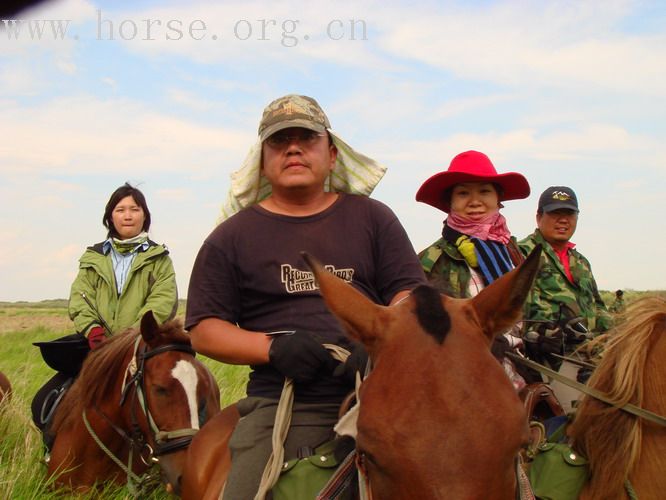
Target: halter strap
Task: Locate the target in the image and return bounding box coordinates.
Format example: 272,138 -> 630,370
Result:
132,342 -> 201,456
140,343 -> 195,360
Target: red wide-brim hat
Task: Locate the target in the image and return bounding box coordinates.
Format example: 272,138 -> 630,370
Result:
415,150 -> 530,213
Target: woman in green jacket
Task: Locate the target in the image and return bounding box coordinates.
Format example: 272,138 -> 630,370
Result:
32,183 -> 177,444
415,150 -> 531,389
69,183 -> 178,349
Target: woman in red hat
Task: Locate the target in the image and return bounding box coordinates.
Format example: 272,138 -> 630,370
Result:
416,150 -> 531,388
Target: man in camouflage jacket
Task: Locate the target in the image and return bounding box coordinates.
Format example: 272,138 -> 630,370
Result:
519,186 -> 612,335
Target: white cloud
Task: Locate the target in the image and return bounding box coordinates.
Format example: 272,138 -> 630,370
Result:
377,1 -> 666,96
0,96 -> 252,175
167,88 -> 214,112
100,76 -> 116,88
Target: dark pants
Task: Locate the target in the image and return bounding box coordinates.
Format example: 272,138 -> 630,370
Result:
223,396 -> 340,500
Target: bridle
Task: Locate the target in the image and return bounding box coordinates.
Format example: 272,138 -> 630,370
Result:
82,336 -> 202,494
119,337 -> 201,458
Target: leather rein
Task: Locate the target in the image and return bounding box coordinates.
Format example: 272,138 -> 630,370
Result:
507,352 -> 666,427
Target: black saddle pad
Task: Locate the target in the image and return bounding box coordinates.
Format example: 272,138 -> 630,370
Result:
33,333 -> 90,377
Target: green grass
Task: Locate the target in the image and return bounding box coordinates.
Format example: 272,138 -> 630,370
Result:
0,309 -> 248,499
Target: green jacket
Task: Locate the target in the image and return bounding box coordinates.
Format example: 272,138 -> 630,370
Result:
68,240 -> 178,335
419,237 -> 473,298
518,230 -> 612,334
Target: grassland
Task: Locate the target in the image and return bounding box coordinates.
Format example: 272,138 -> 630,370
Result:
0,301 -> 248,499
1,291 -> 663,498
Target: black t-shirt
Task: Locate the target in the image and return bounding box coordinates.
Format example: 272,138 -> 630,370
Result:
186,193 -> 426,402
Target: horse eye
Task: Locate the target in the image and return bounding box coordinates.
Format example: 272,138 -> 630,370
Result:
153,385 -> 169,396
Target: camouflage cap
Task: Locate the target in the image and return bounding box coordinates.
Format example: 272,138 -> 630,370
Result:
538,186 -> 579,213
258,94 -> 331,141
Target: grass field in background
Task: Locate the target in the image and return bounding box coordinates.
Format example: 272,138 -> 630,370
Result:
0,302 -> 248,499
1,291 -> 664,498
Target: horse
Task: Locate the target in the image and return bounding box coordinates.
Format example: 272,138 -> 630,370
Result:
180,247 -> 542,500
566,295 -> 666,500
0,371 -> 11,405
47,310 -> 221,495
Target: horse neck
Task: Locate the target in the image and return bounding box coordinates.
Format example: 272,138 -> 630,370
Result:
575,308 -> 666,500
629,330 -> 666,497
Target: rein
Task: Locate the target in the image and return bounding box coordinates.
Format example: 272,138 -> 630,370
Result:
131,339 -> 200,456
254,344 -> 351,500
506,352 -> 666,427
83,336 -> 200,495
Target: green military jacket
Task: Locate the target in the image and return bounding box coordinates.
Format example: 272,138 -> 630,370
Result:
518,230 -> 612,334
419,236 -> 523,298
419,237 -> 473,298
68,240 -> 178,335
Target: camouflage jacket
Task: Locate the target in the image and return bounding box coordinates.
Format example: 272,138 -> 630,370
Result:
418,236 -> 522,298
518,230 -> 612,334
419,238 -> 472,298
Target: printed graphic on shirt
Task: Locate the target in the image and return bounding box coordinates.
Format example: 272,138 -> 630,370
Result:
281,264 -> 354,293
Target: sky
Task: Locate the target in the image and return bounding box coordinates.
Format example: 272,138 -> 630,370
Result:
1,0 -> 665,302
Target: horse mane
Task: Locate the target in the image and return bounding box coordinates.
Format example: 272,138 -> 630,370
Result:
52,318 -> 191,433
568,296 -> 666,499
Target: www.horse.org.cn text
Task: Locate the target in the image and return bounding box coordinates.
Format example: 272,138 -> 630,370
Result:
1,10 -> 369,47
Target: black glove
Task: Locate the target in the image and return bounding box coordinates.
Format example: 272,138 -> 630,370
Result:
333,342 -> 369,385
268,330 -> 338,384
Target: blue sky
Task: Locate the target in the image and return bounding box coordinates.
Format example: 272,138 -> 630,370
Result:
1,0 -> 665,301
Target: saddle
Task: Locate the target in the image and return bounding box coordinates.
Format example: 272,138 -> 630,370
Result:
520,382 -> 565,423
519,383 -> 565,466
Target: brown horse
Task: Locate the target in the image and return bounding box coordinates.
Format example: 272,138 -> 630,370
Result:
181,247 -> 541,499
48,311 -> 220,495
567,296 -> 666,500
0,371 -> 11,405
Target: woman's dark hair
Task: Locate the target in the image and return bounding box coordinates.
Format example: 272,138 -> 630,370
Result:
103,183 -> 151,238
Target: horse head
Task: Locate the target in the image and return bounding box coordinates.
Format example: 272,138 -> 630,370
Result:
130,311 -> 221,494
303,246 -> 541,499
48,311 -> 220,494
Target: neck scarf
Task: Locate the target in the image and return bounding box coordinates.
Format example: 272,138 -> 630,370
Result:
445,210 -> 512,245
111,231 -> 149,254
443,220 -> 514,287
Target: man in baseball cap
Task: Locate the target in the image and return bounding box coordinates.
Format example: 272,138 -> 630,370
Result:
186,94 -> 426,499
519,186 -> 612,355
537,185 -> 579,213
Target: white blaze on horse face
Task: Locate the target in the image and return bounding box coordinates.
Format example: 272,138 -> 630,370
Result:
171,360 -> 200,429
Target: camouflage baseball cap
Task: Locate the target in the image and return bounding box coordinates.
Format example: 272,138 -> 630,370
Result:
258,94 -> 331,141
538,186 -> 579,213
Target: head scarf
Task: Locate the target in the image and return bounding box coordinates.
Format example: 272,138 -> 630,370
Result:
218,130 -> 387,222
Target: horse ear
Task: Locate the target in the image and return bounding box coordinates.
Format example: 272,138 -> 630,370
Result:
471,244 -> 542,340
302,252 -> 383,346
140,310 -> 160,344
